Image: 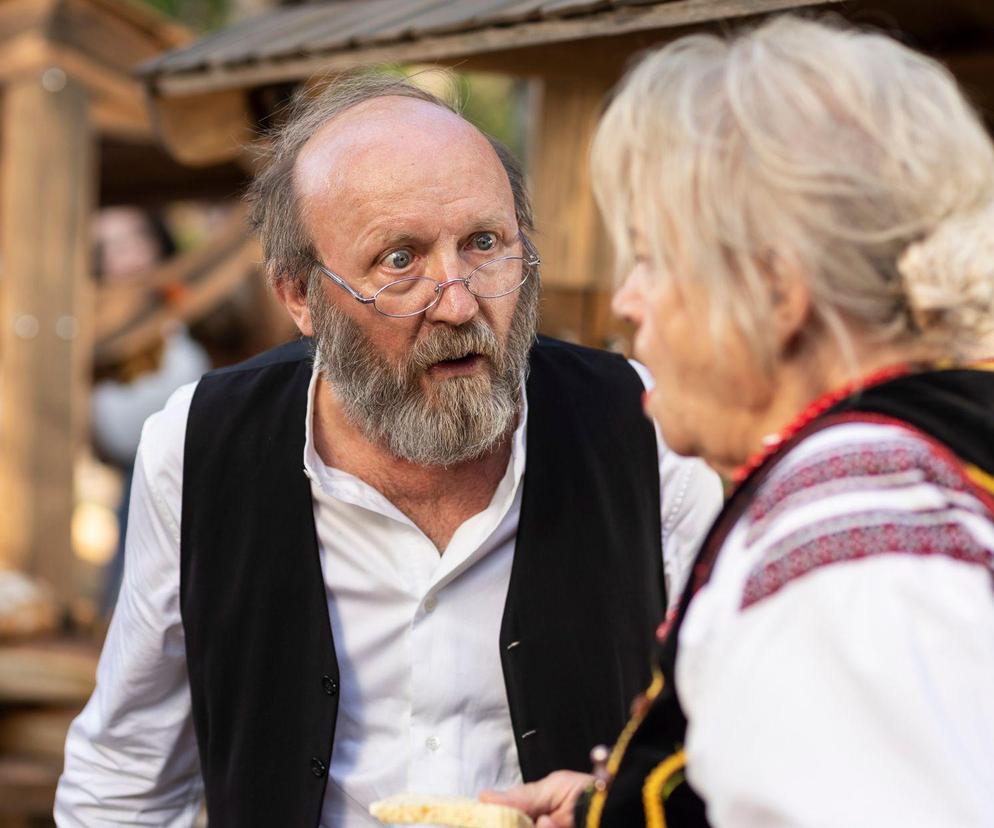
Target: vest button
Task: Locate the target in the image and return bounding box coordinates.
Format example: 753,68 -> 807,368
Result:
322,675 -> 338,696
311,757 -> 328,778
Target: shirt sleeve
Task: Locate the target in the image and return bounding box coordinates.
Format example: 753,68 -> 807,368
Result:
628,359 -> 724,605
56,383 -> 203,827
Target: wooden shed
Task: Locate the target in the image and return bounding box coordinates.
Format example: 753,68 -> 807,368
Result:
137,0 -> 994,346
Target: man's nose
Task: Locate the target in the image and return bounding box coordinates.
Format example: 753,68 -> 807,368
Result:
424,278 -> 479,326
423,258 -> 479,326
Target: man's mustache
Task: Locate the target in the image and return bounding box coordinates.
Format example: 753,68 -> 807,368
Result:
408,322 -> 502,373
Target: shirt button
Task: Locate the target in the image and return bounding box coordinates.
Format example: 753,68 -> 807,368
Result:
322,675 -> 338,696
310,756 -> 328,777
425,736 -> 440,752
424,595 -> 438,613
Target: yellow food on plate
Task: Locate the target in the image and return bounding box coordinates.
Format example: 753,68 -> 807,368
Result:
369,794 -> 534,828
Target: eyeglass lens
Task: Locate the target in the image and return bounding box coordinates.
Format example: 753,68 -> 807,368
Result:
373,257 -> 530,317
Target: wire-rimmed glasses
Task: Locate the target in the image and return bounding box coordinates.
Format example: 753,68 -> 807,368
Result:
314,248 -> 541,318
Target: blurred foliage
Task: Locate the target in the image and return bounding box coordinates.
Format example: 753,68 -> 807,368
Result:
140,0 -> 230,31
384,66 -> 529,163
458,73 -> 529,163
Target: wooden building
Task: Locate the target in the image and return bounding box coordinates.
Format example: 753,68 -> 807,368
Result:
0,0 -> 250,595
137,0 -> 994,348
0,1 -> 257,818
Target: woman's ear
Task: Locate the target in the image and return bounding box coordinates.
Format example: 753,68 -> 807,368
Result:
767,253 -> 812,353
275,276 -> 315,337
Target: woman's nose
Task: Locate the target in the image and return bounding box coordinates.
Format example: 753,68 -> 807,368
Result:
612,268 -> 646,326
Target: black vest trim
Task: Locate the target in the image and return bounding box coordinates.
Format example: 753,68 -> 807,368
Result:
181,336 -> 662,827
504,338 -> 663,781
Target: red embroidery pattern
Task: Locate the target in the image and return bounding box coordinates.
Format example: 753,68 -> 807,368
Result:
748,436 -> 969,525
741,519 -> 994,609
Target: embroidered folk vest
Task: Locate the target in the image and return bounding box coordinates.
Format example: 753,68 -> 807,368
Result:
180,336 -> 664,828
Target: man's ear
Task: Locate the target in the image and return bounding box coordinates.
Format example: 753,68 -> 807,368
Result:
275,276 -> 315,337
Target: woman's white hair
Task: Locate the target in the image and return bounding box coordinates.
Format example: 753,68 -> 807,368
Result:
592,14 -> 994,367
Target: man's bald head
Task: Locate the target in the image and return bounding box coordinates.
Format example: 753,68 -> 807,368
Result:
294,96 -> 516,268
247,72 -> 533,296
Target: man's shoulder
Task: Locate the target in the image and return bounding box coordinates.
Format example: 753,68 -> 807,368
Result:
136,380 -> 199,507
527,336 -> 647,428
531,335 -> 634,377
185,339 -> 312,464
203,337 -> 313,381
190,338 -> 314,415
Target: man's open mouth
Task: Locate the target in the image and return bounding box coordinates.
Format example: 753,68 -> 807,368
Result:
428,352 -> 484,372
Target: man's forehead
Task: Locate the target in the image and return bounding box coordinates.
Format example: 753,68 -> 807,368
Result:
294,96 -> 516,258
294,96 -> 506,197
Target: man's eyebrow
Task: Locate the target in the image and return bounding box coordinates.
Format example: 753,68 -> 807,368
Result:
368,216 -> 517,251
373,230 -> 422,249
466,214 -> 516,232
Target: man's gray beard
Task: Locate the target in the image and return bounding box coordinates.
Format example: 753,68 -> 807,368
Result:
307,275 -> 539,467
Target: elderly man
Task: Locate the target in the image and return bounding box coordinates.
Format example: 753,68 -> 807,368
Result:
56,75 -> 721,827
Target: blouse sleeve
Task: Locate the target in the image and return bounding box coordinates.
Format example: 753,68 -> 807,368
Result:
679,423 -> 994,828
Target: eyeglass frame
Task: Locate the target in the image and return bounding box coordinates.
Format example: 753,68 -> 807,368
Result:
312,240 -> 541,319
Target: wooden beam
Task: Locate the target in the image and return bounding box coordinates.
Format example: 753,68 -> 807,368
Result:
0,33 -> 153,140
0,72 -> 95,600
529,74 -> 613,291
150,87 -> 256,167
0,642 -> 97,705
98,135 -> 249,206
0,0 -> 58,44
48,0 -> 188,77
145,0 -> 843,97
95,233 -> 262,367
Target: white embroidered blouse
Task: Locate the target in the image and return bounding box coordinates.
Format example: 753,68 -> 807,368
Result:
677,419 -> 994,828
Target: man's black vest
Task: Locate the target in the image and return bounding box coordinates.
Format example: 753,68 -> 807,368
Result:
180,336 -> 664,828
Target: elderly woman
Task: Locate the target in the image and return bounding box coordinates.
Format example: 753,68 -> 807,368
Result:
484,14 -> 994,828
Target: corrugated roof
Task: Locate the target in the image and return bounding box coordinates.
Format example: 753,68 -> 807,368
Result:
141,0 -> 618,76
140,0 -> 836,94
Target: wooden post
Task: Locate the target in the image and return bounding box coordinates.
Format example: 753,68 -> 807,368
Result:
0,68 -> 94,602
529,75 -> 615,346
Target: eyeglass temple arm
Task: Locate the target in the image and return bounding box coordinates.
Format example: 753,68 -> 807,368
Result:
315,263 -> 376,305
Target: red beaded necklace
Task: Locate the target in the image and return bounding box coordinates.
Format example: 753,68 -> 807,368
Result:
730,363 -> 912,486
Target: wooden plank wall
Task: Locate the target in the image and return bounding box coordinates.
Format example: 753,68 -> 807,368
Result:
529,74 -> 621,349
525,67 -> 645,353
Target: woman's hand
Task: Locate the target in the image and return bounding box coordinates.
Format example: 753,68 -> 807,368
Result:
480,771 -> 593,828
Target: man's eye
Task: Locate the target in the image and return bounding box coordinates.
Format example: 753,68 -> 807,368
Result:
472,233 -> 497,253
384,250 -> 412,269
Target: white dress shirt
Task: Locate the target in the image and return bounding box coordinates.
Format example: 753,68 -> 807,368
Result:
56,360 -> 722,827
678,421 -> 994,827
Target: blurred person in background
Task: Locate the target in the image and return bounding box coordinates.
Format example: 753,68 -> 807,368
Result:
486,15 -> 994,828
90,207 -> 209,613
56,74 -> 721,827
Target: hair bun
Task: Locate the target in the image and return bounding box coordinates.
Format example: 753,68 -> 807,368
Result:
897,206 -> 994,349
